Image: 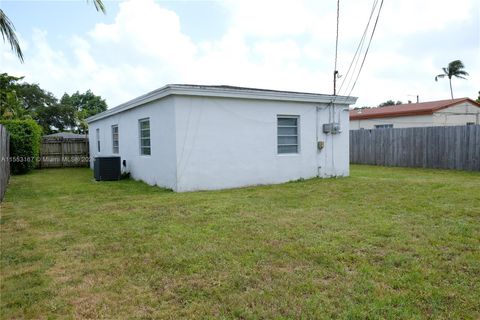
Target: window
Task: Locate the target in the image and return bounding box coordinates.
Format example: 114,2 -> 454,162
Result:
375,124 -> 393,129
112,125 -> 119,154
139,118 -> 151,155
277,116 -> 299,154
96,128 -> 100,152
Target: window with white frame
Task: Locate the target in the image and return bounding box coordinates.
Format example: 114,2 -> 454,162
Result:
96,128 -> 100,152
277,116 -> 299,154
112,125 -> 119,154
375,124 -> 393,129
139,118 -> 151,155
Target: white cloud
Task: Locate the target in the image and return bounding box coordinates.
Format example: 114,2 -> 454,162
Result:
378,0 -> 474,36
1,0 -> 478,108
91,0 -> 197,65
225,0 -> 312,37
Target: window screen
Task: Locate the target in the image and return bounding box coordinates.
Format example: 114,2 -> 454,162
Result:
96,128 -> 100,152
374,124 -> 393,129
139,118 -> 151,155
112,125 -> 119,154
277,116 -> 299,154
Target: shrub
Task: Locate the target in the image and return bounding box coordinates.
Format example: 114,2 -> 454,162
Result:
0,119 -> 42,174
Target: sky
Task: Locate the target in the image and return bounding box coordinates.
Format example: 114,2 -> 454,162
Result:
1,0 -> 479,109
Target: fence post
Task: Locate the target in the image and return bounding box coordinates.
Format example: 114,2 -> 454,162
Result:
60,138 -> 64,167
349,125 -> 479,171
39,138 -> 43,169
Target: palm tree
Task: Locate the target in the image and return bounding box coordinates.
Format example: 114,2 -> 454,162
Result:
0,0 -> 105,63
435,60 -> 469,99
0,10 -> 23,62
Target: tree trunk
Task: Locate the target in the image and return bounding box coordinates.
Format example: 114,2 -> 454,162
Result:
449,78 -> 453,99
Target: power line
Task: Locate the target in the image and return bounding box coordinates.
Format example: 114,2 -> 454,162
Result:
333,0 -> 340,95
339,0 -> 379,97
346,0 -> 384,97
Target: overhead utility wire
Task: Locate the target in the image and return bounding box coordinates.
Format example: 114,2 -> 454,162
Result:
333,0 -> 340,95
331,0 -> 379,105
338,0 -> 379,97
346,0 -> 384,98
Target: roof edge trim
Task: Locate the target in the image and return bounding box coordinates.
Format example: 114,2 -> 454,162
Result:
87,85 -> 358,123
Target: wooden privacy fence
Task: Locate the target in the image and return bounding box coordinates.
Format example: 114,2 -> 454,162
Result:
350,125 -> 480,171
0,124 -> 10,202
39,137 -> 89,168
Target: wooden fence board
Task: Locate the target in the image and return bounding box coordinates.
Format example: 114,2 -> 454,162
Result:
40,137 -> 89,168
350,125 -> 480,171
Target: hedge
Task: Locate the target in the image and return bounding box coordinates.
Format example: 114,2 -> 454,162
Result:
0,119 -> 42,174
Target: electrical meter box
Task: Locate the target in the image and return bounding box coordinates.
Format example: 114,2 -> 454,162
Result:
322,123 -> 342,134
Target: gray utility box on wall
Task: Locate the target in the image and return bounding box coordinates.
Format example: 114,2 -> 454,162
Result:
323,123 -> 342,134
94,156 -> 121,181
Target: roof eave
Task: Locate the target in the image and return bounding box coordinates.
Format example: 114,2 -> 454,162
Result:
86,85 -> 171,123
350,98 -> 480,121
168,84 -> 357,105
350,110 -> 434,120
87,85 -> 358,123
431,98 -> 479,112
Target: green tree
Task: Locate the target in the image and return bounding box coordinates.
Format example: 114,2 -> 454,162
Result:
15,83 -> 57,113
1,73 -> 107,133
435,60 -> 469,99
34,94 -> 77,133
1,73 -> 62,132
14,82 -> 58,132
0,73 -> 27,119
69,90 -> 107,133
378,100 -> 403,107
0,119 -> 42,174
0,0 -> 105,62
476,91 -> 480,103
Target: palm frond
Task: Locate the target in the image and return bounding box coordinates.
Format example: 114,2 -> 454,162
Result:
435,74 -> 445,81
0,9 -> 23,63
87,0 -> 106,14
448,60 -> 466,74
449,60 -> 464,69
456,70 -> 469,76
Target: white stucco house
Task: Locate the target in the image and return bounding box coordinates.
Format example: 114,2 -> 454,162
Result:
87,85 -> 357,192
350,98 -> 480,129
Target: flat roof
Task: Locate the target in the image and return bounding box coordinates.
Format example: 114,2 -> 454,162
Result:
87,84 -> 357,123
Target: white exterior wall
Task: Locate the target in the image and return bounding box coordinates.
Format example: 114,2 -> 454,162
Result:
89,94 -> 351,192
432,102 -> 480,126
350,114 -> 434,129
173,96 -> 350,192
88,97 -> 177,189
351,102 -> 480,129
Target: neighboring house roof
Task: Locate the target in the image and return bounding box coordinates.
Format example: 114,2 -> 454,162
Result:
350,98 -> 480,120
43,132 -> 87,139
87,84 -> 358,123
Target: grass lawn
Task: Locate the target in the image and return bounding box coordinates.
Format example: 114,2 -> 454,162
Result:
1,165 -> 479,319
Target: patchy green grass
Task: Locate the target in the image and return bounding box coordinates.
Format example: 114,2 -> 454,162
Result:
1,165 -> 479,319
